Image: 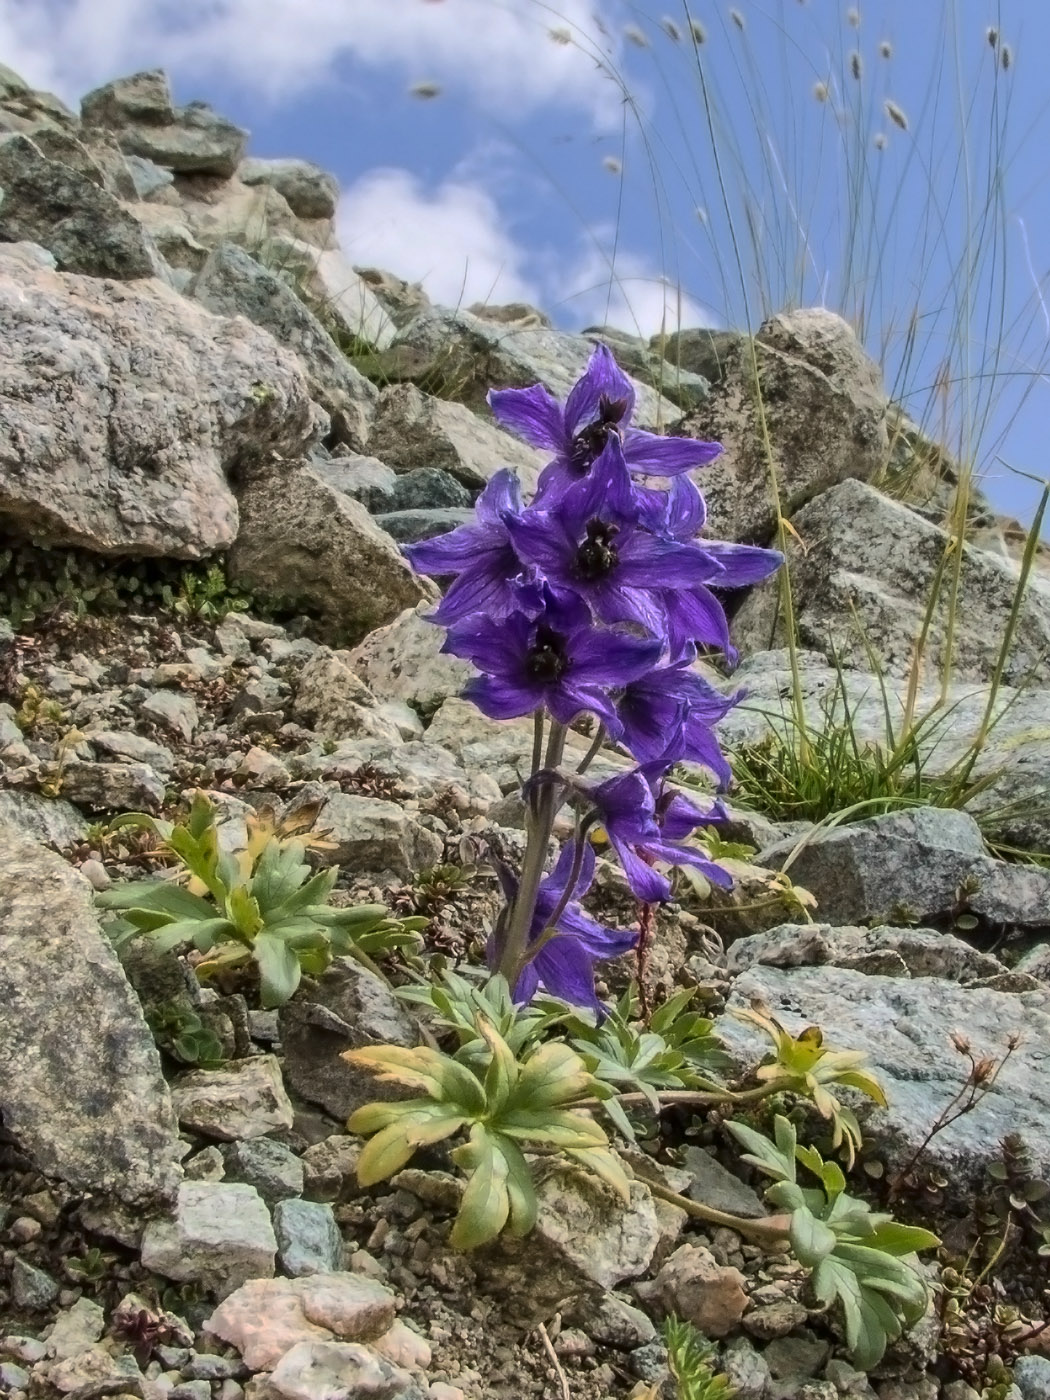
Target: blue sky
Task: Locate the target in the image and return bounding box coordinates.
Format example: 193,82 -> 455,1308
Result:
7,0 -> 1050,530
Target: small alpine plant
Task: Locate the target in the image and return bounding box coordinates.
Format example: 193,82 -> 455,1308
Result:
407,344 -> 783,1012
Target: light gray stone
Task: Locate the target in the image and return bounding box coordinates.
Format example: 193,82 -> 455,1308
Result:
756,808 -> 1050,930
11,1258 -> 59,1309
0,132 -> 165,279
0,789 -> 87,847
388,467 -> 472,512
369,383 -> 547,495
311,453 -> 398,513
0,826 -> 182,1204
141,689 -> 198,742
266,1341 -> 421,1400
239,159 -> 340,219
86,729 -> 175,772
720,963 -> 1050,1189
726,922 -> 1006,983
317,792 -> 442,876
0,247 -> 315,557
124,153 -> 175,199
376,506 -> 473,545
190,243 -> 377,448
1013,1357 -> 1050,1400
733,479 -> 1050,685
141,1182 -> 277,1298
59,760 -> 167,814
292,649 -> 402,743
682,1146 -> 766,1218
171,1055 -> 295,1141
229,462 -> 432,644
654,327 -> 747,383
348,603 -> 471,715
260,233 -> 396,350
221,1138 -> 304,1204
572,1292 -> 655,1349
273,1199 -> 344,1277
81,70 -> 247,176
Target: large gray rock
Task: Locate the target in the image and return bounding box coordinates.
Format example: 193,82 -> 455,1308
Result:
369,383 -> 546,495
0,790 -> 87,848
715,650 -> 1050,855
376,507 -> 473,544
292,648 -> 403,743
0,825 -> 182,1204
228,462 -> 433,643
725,921 -> 1006,984
80,70 -> 247,176
311,452 -> 398,513
733,478 -> 1050,685
719,963 -> 1050,1189
0,132 -> 164,279
377,306 -> 681,429
170,1055 -> 295,1140
348,604 -> 472,715
675,308 -> 889,542
238,158 -> 340,219
190,242 -> 377,448
653,327 -> 747,383
140,1182 -> 276,1297
584,326 -> 711,411
316,792 -> 443,876
756,807 -> 1050,930
0,248 -> 315,556
259,234 -> 396,351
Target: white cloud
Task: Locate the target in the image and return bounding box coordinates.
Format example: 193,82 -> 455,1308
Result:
1,0 -> 627,123
337,167 -> 540,308
555,242 -> 723,336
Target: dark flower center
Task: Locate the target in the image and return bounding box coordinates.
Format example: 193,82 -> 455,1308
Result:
567,393 -> 630,476
575,518 -> 619,581
526,624 -> 570,682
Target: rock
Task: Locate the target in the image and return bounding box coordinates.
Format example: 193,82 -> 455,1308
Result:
124,153 -> 175,199
0,825 -> 181,1204
312,453 -> 398,513
316,792 -> 443,877
0,790 -> 87,847
273,1199 -> 344,1276
375,507 -> 474,544
347,604 -> 471,715
204,1274 -> 397,1370
682,1146 -> 766,1218
726,922 -> 1006,984
292,649 -> 402,743
744,1299 -> 809,1339
239,159 -> 340,220
476,1168 -> 661,1324
140,1182 -> 277,1297
10,1258 -> 60,1309
141,690 -> 198,742
654,327 -> 747,383
733,479 -> 1050,685
80,70 -> 247,176
571,1292 -> 655,1349
0,133 -> 165,279
300,1136 -> 362,1203
266,1341 -> 421,1400
636,1243 -> 748,1337
0,247 -> 314,557
368,383 -> 547,496
46,1299 -> 107,1361
86,729 -> 175,771
379,306 -> 679,430
228,462 -> 432,643
756,808 -> 1050,930
59,761 -> 167,814
720,963 -> 1050,1188
189,243 -> 377,447
371,1321 -> 431,1373
675,308 -> 888,542
46,1345 -> 145,1394
220,1138 -> 305,1204
762,1332 -> 830,1382
259,234 -> 396,350
170,1055 -> 295,1140
387,467 -> 472,512
354,266 -> 430,327
722,1340 -> 772,1400
279,957 -> 418,1120
1013,1358 -> 1050,1400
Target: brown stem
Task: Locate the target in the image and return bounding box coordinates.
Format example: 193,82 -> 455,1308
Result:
647,1180 -> 790,1247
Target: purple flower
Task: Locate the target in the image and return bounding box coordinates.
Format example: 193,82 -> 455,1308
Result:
442,586 -> 661,734
637,776 -> 733,889
587,770 -> 672,903
615,651 -> 743,785
404,470 -> 528,625
488,343 -> 722,505
501,841 -> 636,1009
506,440 -> 722,641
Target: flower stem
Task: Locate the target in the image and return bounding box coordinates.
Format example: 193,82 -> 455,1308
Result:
575,723 -> 607,776
646,1180 -> 790,1247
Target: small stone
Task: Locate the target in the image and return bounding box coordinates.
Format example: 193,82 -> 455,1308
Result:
1014,1358 -> 1050,1400
636,1244 -> 748,1338
170,1055 -> 294,1140
47,1345 -> 143,1394
553,1329 -> 595,1359
11,1258 -> 59,1309
9,1215 -> 42,1242
46,1298 -> 106,1360
2,1336 -> 47,1364
744,1299 -> 809,1340
221,1138 -> 304,1204
183,1354 -> 245,1382
301,1137 -> 362,1204
169,1383 -> 211,1400
273,1199 -> 344,1277
372,1320 -> 432,1372
571,1292 -> 655,1349
267,1341 -> 418,1400
0,1362 -> 29,1390
141,691 -> 198,742
78,858 -> 111,891
763,1332 -> 831,1382
184,1145 -> 226,1182
140,1182 -> 277,1298
722,1339 -> 772,1400
235,747 -> 290,789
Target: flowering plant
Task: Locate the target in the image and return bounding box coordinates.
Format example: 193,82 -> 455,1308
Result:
406,343 -> 782,1011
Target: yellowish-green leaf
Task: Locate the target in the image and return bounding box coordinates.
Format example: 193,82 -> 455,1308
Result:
564,1145 -> 632,1204
450,1126 -> 510,1249
356,1121 -> 420,1186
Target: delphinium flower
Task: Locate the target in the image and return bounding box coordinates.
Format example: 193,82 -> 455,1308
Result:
488,342 -> 723,505
402,344 -> 782,1010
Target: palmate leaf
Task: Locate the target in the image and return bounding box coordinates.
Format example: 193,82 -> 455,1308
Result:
450,1125 -> 510,1249
250,839 -> 318,912
498,1107 -> 607,1148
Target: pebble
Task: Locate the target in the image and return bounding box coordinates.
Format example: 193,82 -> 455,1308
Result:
273,1199 -> 343,1277
169,1383 -> 211,1400
8,1218 -> 41,1244
10,1259 -> 59,1309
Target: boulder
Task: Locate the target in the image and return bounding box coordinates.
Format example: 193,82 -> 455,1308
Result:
675,308 -> 889,541
725,921 -> 1006,984
292,648 -> 403,743
376,507 -> 474,544
228,462 -> 433,642
369,383 -> 547,495
732,478 -> 1050,685
719,963 -> 1050,1188
239,158 -> 340,219
376,306 -> 681,429
348,603 -> 472,715
80,70 -> 247,176
311,452 -> 398,513
170,1055 -> 295,1140
0,825 -> 182,1204
259,233 -> 396,350
0,248 -> 315,557
653,327 -> 747,383
189,242 -> 378,447
314,792 -> 443,877
0,132 -> 164,279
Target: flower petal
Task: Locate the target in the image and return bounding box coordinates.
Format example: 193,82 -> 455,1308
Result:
571,630 -> 663,687
623,429 -> 723,475
475,468 -> 525,525
609,833 -> 673,902
700,541 -> 784,587
564,343 -> 636,437
463,675 -> 541,720
487,385 -> 568,452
